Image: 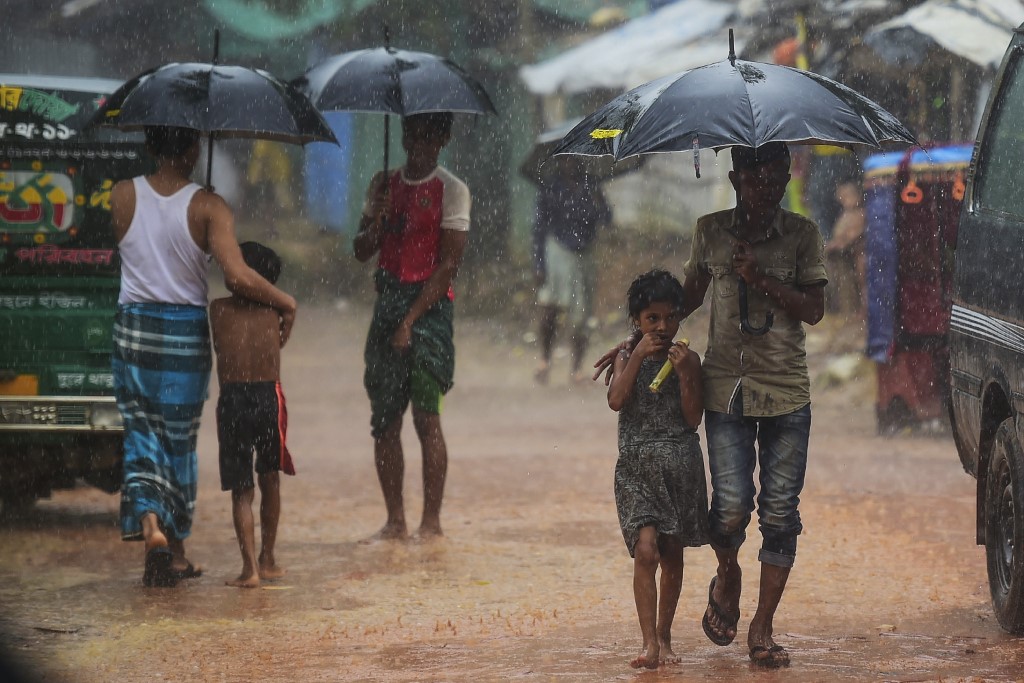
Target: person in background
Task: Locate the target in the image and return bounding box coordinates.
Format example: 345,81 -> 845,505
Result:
353,112 -> 469,541
824,178 -> 867,323
532,157 -> 611,384
110,125 -> 297,587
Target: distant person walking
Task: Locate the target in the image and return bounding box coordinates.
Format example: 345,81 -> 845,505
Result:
110,125 -> 297,587
210,242 -> 296,588
353,112 -> 470,541
606,269 -> 708,669
532,157 -> 611,384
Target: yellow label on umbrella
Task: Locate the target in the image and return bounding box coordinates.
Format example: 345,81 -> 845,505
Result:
590,128 -> 623,139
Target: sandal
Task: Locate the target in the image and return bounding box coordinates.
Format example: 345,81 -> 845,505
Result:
701,577 -> 739,646
142,547 -> 178,588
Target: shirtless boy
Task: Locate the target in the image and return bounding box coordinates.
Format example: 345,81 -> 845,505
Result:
210,241 -> 296,588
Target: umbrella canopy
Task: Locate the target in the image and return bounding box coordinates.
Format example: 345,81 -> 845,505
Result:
294,47 -> 497,116
294,45 -> 495,176
519,118 -> 645,185
92,62 -> 339,146
552,36 -> 917,162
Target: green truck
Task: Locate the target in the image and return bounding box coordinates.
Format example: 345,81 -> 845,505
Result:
0,74 -> 152,512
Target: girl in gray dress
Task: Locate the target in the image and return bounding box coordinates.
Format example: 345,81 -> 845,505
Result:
607,269 -> 710,669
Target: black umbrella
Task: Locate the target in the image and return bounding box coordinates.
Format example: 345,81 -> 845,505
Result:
552,29 -> 917,336
553,31 -> 916,163
294,34 -> 496,176
91,34 -> 338,189
519,118 -> 645,186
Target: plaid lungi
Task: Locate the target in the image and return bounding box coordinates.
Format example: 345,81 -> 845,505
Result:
112,303 -> 211,542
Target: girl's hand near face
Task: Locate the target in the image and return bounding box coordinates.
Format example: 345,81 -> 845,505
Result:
634,331 -> 669,360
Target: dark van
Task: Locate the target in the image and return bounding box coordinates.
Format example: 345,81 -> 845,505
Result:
0,75 -> 151,512
950,23 -> 1024,633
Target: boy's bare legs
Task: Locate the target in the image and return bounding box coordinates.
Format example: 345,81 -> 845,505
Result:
412,409 -> 447,538
257,471 -> 285,579
630,526 -> 660,669
747,563 -> 791,667
227,487 -> 260,588
705,545 -> 742,643
369,417 -> 408,541
656,537 -> 684,664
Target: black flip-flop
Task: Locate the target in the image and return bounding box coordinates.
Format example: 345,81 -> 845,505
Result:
142,547 -> 177,588
701,576 -> 739,646
749,644 -> 789,668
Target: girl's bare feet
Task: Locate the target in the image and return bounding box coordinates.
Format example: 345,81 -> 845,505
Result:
629,642 -> 660,669
658,639 -> 680,665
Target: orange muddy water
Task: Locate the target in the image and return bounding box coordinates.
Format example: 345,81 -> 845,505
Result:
2,305 -> 1023,682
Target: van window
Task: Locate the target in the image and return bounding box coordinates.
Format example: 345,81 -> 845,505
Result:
976,51 -> 1024,217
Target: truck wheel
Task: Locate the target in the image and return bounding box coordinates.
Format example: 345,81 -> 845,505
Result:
985,419 -> 1024,633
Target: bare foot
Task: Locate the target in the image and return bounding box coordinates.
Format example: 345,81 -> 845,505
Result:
415,522 -> 443,540
658,640 -> 680,664
359,523 -> 408,544
259,563 -> 287,580
144,529 -> 169,554
226,573 -> 260,589
629,644 -> 659,670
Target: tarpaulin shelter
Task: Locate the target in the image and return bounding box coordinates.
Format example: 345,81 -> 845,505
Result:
518,0 -> 736,96
863,144 -> 972,432
865,0 -> 1024,70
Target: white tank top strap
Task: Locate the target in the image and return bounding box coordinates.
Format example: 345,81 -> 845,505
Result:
117,176 -> 209,306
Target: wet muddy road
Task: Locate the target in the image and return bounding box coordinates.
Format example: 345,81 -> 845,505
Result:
2,305 -> 1023,682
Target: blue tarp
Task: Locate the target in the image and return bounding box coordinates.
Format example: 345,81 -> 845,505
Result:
304,111 -> 354,235
865,183 -> 898,362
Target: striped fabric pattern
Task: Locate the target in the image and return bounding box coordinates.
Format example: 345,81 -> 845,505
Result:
112,303 -> 211,542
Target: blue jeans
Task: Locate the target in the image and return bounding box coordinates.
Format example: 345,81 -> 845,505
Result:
705,401 -> 811,568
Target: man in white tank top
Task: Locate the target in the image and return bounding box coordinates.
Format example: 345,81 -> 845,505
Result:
109,126 -> 298,587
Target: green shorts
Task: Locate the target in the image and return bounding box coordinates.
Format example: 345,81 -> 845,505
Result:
410,364 -> 444,415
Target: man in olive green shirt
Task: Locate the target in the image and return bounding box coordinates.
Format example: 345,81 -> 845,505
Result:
683,143 -> 826,668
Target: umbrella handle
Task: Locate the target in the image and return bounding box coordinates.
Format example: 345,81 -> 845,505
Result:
206,29 -> 220,192
383,115 -> 389,178
738,278 -> 773,336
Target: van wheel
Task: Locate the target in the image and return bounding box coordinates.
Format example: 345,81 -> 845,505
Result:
985,419 -> 1024,633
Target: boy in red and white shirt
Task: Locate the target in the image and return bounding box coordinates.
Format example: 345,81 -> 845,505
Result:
354,112 -> 470,541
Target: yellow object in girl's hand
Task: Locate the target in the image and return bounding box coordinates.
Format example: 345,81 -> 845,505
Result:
649,338 -> 689,392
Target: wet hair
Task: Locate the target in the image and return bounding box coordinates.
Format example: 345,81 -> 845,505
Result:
731,142 -> 791,171
239,241 -> 282,284
402,112 -> 454,138
144,126 -> 200,158
626,269 -> 686,321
